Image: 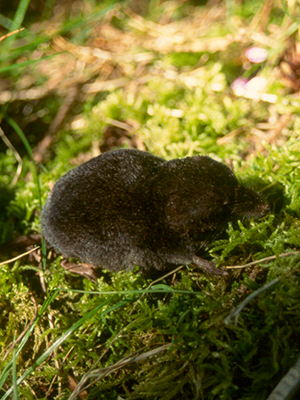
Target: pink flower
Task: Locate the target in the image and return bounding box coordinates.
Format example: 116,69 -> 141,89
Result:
245,47 -> 268,63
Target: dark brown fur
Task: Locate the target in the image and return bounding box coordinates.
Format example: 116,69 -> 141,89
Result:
41,149 -> 269,275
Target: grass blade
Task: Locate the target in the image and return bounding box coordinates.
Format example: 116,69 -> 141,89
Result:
1,296 -> 123,400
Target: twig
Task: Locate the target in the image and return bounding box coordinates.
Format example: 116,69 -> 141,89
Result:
68,343 -> 172,400
0,247 -> 40,266
226,251 -> 300,269
0,28 -> 24,42
266,356 -> 300,400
